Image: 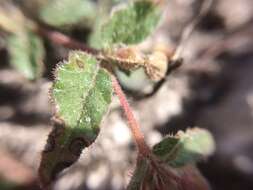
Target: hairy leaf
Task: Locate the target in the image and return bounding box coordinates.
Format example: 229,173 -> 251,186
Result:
39,51 -> 113,187
100,0 -> 161,47
39,0 -> 96,27
7,30 -> 45,80
128,128 -> 214,190
153,128 -> 215,167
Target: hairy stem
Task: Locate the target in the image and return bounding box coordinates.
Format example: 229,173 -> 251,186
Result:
111,75 -> 150,157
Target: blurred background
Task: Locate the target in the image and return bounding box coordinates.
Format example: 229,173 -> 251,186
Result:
0,0 -> 253,189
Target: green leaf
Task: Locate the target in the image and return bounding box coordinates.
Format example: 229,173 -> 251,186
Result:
39,51 -> 113,187
88,0 -> 123,48
7,30 -> 45,80
152,128 -> 215,167
127,128 -> 214,189
39,0 -> 96,27
100,0 -> 161,47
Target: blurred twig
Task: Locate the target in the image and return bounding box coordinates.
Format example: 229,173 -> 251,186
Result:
198,18 -> 253,60
172,0 -> 213,61
37,27 -> 98,55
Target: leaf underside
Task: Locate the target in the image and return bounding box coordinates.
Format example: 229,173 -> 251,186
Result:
39,51 -> 112,187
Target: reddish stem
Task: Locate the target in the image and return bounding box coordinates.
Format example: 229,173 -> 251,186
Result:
111,75 -> 150,157
37,27 -> 98,55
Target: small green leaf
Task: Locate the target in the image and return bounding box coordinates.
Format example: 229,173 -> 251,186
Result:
153,128 -> 215,167
39,51 -> 113,187
127,128 -> 214,189
7,30 -> 45,80
100,0 -> 161,47
39,0 -> 96,27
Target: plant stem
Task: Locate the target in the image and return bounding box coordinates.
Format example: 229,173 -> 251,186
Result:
172,0 -> 213,61
111,75 -> 150,157
37,27 -> 98,55
112,74 -> 181,186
